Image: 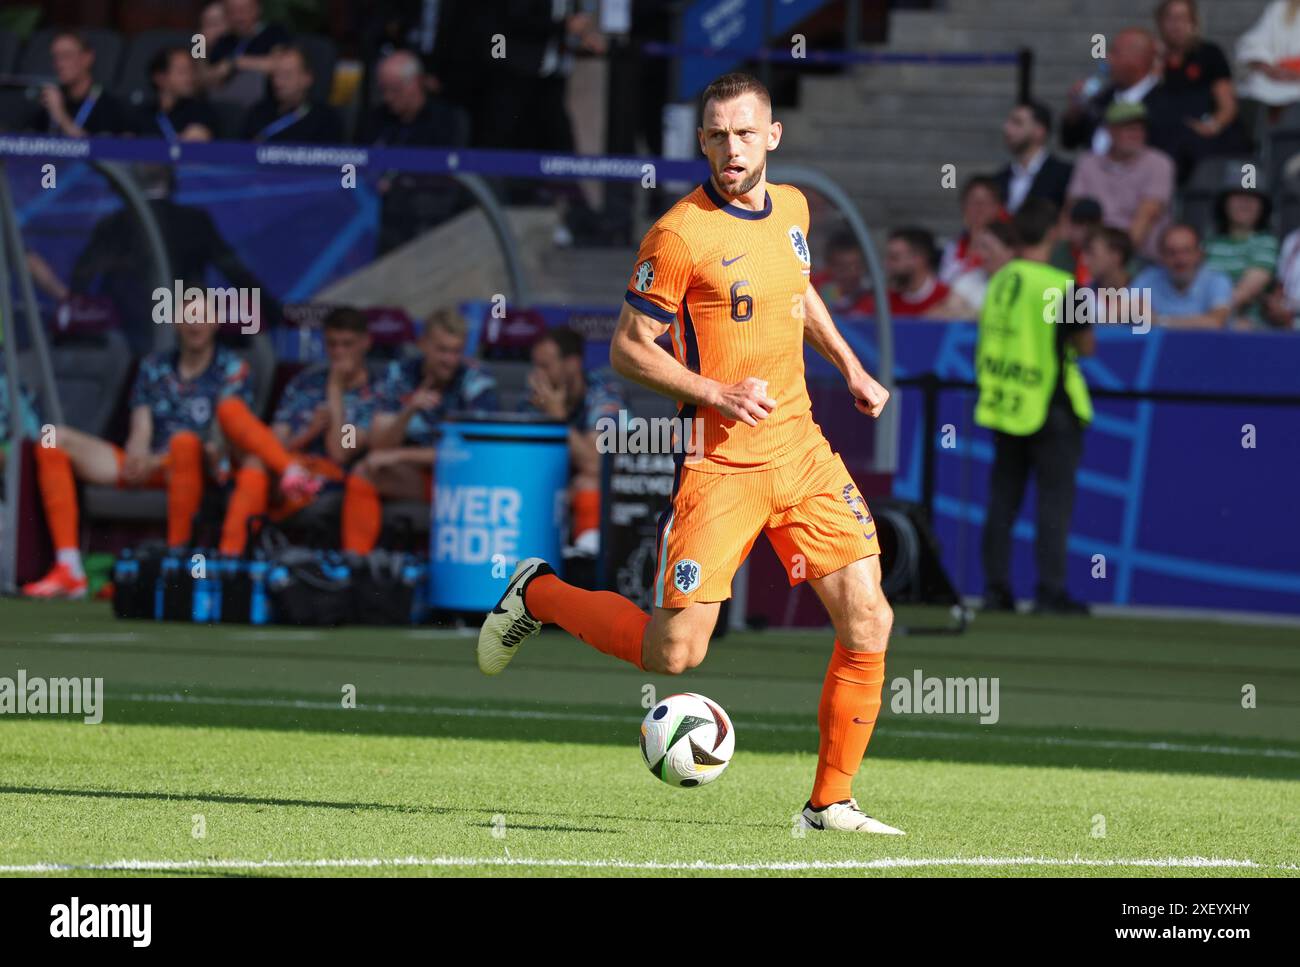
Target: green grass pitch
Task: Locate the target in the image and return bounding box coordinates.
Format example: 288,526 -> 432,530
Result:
0,600 -> 1296,877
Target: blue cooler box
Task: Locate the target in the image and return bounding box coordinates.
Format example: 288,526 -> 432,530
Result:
430,416 -> 570,611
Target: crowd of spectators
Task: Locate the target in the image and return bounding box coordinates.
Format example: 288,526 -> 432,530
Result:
813,0 -> 1300,331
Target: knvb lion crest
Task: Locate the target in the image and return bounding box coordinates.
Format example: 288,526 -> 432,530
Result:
788,226 -> 810,266
673,559 -> 701,594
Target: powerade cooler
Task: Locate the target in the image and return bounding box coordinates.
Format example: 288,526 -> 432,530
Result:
429,415 -> 570,612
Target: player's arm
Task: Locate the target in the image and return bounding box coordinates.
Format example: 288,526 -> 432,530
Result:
120,405 -> 159,484
610,303 -> 775,426
801,282 -> 890,418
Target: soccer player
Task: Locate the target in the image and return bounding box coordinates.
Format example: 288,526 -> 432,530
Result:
22,306 -> 251,598
518,328 -> 626,550
477,73 -> 899,834
215,306 -> 383,554
349,308 -> 500,554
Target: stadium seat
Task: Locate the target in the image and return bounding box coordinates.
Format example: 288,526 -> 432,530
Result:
230,330 -> 277,419
490,361 -> 533,412
20,28 -> 124,87
0,28 -> 20,74
114,29 -> 192,109
19,327 -> 132,439
294,34 -> 337,106
208,99 -> 246,140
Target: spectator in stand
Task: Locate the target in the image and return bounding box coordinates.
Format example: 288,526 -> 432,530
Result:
1083,226 -> 1137,295
995,100 -> 1074,213
361,50 -> 471,252
864,227 -> 973,320
1261,223 -> 1300,328
811,230 -> 874,314
1133,224 -> 1232,328
1065,101 -> 1175,262
23,31 -> 133,137
205,0 -> 291,106
241,45 -> 341,143
939,175 -> 1005,286
1236,0 -> 1300,130
1151,0 -> 1251,183
138,47 -> 218,142
1052,198 -> 1104,284
1062,28 -> 1164,155
951,221 -> 1019,312
1205,182 -> 1277,327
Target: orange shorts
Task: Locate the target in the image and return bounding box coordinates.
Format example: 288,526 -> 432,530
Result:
651,435 -> 880,608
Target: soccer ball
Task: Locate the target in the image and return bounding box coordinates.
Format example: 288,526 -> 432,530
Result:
639,692 -> 735,787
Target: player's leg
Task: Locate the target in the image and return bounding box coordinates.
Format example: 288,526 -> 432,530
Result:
765,439 -> 901,833
341,453 -> 429,554
478,464 -> 759,676
23,425 -> 119,597
980,430 -> 1031,611
215,397 -> 321,501
165,431 -> 205,548
219,455 -> 270,556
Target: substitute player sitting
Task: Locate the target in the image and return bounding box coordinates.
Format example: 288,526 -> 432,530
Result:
518,328 -> 626,551
478,73 -> 899,834
347,308 -> 500,554
23,303 -> 251,598
215,306 -> 384,554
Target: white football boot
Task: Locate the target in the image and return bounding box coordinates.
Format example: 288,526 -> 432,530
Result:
477,557 -> 554,675
800,798 -> 905,835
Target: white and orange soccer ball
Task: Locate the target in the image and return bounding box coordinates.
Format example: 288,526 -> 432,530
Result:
639,692 -> 735,787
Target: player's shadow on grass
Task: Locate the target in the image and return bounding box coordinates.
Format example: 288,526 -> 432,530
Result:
93,694 -> 1300,783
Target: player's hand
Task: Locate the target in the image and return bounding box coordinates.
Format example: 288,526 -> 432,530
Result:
408,387 -> 442,412
121,452 -> 157,485
850,371 -> 890,419
713,377 -> 776,427
528,370 -> 568,420
39,85 -> 68,122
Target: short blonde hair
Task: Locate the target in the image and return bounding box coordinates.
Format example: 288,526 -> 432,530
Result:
425,307 -> 467,339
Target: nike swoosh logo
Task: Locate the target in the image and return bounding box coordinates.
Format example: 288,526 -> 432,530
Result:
853,717 -> 876,725
491,567 -> 528,615
721,254 -> 745,266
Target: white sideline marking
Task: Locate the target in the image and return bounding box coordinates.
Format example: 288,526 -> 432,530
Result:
117,692 -> 1300,760
0,854 -> 1285,875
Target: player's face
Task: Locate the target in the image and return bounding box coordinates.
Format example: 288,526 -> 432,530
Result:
179,315 -> 218,353
531,341 -> 579,396
698,93 -> 781,198
422,328 -> 465,385
324,328 -> 370,375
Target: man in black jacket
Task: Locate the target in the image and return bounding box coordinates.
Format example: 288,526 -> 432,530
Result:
996,101 -> 1073,214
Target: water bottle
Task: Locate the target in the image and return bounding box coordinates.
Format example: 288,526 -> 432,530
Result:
1080,61 -> 1110,101
249,557 -> 270,625
192,550 -> 213,623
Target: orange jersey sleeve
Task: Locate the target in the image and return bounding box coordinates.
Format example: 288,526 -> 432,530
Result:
625,226 -> 695,324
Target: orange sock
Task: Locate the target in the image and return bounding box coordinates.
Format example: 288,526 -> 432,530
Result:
572,488 -> 599,537
219,466 -> 269,555
32,444 -> 79,551
525,573 -> 648,669
166,432 -> 204,547
217,398 -> 293,475
811,640 -> 885,809
342,472 -> 382,554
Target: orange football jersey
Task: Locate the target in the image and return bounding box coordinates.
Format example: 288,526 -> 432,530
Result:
624,180 -> 818,473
